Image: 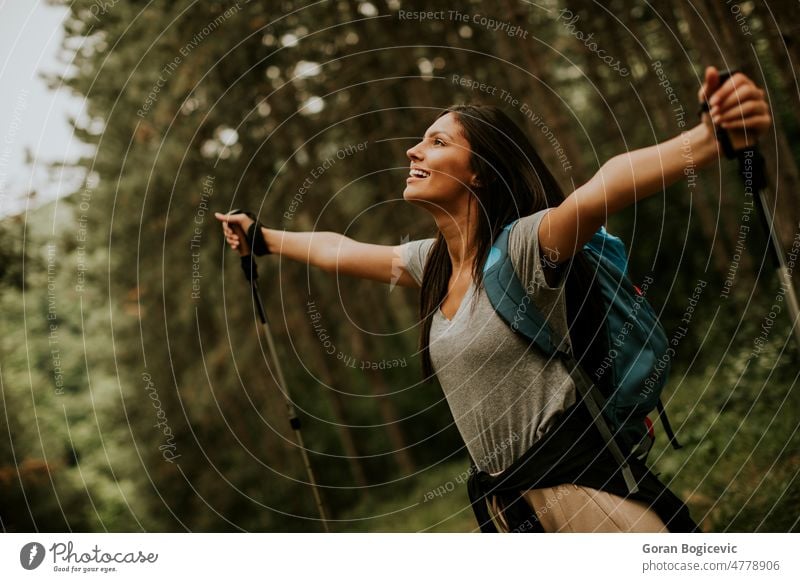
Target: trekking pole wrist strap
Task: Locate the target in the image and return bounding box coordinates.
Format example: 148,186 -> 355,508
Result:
230,208 -> 271,256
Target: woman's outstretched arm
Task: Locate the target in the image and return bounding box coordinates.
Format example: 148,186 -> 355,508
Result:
214,212 -> 418,288
537,66 -> 772,267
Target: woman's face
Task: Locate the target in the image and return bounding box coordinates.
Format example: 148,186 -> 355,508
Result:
403,112 -> 478,210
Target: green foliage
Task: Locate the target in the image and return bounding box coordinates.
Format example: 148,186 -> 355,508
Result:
650,310 -> 799,532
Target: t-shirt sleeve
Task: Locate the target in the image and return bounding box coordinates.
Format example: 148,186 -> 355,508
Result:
399,238 -> 437,286
507,208 -> 568,293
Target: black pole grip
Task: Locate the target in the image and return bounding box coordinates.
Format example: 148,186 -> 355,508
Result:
240,254 -> 259,283
713,69 -> 738,159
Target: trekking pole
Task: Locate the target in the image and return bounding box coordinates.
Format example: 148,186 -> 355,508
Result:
747,150 -> 800,356
228,220 -> 331,532
708,69 -> 800,358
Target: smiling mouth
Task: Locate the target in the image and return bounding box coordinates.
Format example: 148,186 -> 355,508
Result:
408,168 -> 431,180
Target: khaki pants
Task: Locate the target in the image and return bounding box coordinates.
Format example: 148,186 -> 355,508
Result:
488,483 -> 668,533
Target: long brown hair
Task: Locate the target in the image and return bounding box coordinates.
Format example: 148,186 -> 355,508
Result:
418,104 -> 606,382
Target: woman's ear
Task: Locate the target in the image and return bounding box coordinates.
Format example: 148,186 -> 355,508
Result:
470,174 -> 482,188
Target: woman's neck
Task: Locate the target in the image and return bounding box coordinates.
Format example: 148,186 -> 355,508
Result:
433,205 -> 479,273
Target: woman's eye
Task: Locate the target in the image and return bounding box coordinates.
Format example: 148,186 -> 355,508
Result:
434,138 -> 444,146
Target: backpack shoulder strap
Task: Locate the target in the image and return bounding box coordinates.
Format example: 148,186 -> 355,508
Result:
483,218 -> 641,494
482,220 -> 569,357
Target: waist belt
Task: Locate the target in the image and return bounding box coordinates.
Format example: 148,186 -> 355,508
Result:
466,398 -> 699,533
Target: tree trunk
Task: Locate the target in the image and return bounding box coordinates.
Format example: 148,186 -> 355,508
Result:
498,0 -> 590,185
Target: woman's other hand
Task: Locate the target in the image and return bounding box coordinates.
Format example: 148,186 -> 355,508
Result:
214,211 -> 255,252
698,66 -> 772,151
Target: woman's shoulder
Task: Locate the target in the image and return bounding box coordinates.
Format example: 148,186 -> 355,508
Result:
400,237 -> 437,287
506,209 -> 567,292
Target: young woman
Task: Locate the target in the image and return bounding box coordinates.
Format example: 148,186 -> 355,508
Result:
215,66 -> 771,532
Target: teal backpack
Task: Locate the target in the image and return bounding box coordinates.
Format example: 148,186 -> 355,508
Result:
482,218 -> 681,494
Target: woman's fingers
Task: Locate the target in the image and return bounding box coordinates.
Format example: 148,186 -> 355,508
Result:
699,69 -> 769,118
215,211 -> 246,250
215,211 -> 242,225
214,212 -> 254,231
717,96 -> 771,136
708,72 -> 750,107
715,100 -> 769,123
715,114 -> 772,132
708,73 -> 768,118
697,65 -> 720,105
701,71 -> 771,140
225,230 -> 239,248
711,84 -> 765,116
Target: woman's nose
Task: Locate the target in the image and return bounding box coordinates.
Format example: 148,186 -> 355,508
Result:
406,141 -> 422,161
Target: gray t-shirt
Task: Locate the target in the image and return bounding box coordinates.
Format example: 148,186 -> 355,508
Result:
401,209 -> 576,474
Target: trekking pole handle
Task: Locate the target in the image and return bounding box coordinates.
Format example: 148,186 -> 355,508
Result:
702,68 -> 765,158
701,68 -> 739,159
224,218 -> 265,318
229,221 -> 252,257
231,221 -> 262,287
